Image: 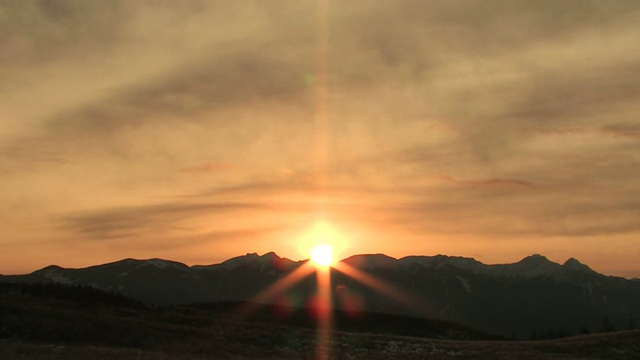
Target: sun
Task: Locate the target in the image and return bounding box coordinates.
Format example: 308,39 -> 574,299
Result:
311,244 -> 335,267
297,220 -> 349,267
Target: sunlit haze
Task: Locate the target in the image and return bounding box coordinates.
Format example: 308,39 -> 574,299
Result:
1,1 -> 639,278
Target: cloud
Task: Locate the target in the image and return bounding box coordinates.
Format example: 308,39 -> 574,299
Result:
428,175 -> 540,189
62,201 -> 266,240
0,1 -> 127,64
601,124 -> 640,140
1,1 -> 640,275
44,53 -> 311,135
181,162 -> 243,174
4,0 -> 639,171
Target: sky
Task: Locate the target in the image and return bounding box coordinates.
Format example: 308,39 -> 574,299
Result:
1,1 -> 639,277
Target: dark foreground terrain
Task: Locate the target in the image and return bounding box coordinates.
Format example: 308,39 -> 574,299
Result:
1,283 -> 639,359
5,253 -> 640,338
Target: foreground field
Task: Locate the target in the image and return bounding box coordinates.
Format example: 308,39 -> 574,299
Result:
2,331 -> 640,359
1,283 -> 639,359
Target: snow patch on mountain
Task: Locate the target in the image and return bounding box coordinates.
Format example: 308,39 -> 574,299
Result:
43,270 -> 75,285
397,254 -> 600,279
456,276 -> 472,293
192,252 -> 296,273
400,255 -> 485,273
487,254 -> 561,278
221,253 -> 261,271
137,259 -> 191,273
146,259 -> 171,269
342,254 -> 398,269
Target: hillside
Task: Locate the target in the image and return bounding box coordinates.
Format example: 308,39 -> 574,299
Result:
1,282 -> 639,359
3,252 -> 640,338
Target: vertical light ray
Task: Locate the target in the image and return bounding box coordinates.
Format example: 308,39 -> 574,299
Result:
315,265 -> 332,360
314,1 -> 333,358
314,0 -> 330,213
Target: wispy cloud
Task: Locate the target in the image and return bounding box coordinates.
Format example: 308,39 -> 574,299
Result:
1,1 -> 639,276
62,201 -> 264,240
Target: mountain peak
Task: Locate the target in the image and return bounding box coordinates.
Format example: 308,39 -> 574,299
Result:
260,251 -> 280,260
42,264 -> 63,271
31,264 -> 64,275
563,257 -> 581,266
142,258 -> 189,270
562,257 -> 593,272
258,252 -> 297,271
193,252 -> 295,272
520,254 -> 551,263
506,254 -> 560,277
216,253 -> 261,271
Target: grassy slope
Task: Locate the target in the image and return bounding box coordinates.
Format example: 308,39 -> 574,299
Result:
1,285 -> 639,359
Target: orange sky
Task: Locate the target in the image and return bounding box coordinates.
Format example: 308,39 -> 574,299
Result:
1,1 -> 639,278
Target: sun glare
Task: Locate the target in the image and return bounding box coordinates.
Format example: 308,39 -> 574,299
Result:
311,244 -> 334,267
298,220 -> 349,267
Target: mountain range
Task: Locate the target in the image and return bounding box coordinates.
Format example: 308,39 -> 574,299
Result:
2,252 -> 639,338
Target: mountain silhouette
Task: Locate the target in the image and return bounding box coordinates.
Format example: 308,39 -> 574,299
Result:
2,252 -> 639,338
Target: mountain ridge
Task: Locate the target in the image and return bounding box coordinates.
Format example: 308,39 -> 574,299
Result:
11,252 -> 609,278
3,251 -> 639,338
